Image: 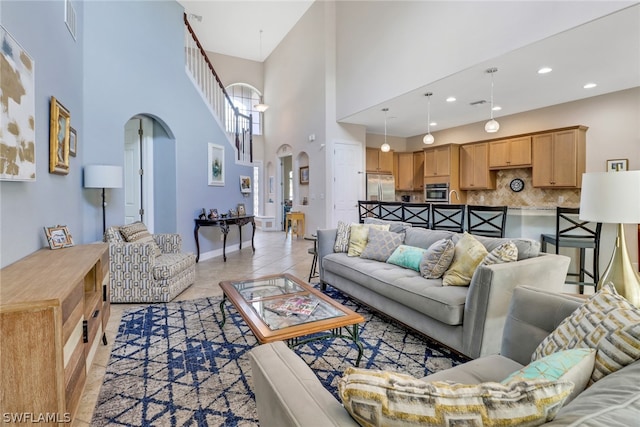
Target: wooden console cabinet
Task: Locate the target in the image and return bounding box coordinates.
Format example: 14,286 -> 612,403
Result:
0,244 -> 110,425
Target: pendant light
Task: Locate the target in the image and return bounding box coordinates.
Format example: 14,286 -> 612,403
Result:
423,92 -> 434,144
380,108 -> 391,152
253,30 -> 269,113
484,67 -> 499,133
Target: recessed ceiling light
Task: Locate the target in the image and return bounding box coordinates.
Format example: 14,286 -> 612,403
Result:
446,97 -> 456,102
538,67 -> 552,74
429,122 -> 437,127
492,105 -> 502,111
583,82 -> 597,89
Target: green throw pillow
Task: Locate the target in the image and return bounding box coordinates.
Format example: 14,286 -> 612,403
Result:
339,367 -> 573,427
387,245 -> 428,272
502,348 -> 595,404
442,233 -> 488,286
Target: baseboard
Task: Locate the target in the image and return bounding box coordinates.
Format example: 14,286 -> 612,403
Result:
197,240 -> 253,262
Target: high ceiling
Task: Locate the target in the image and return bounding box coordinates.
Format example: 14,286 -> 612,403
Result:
178,1 -> 640,137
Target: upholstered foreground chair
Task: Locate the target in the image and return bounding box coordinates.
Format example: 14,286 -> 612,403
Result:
104,222 -> 196,303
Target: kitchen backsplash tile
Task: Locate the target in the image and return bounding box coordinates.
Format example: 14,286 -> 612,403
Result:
465,168 -> 580,207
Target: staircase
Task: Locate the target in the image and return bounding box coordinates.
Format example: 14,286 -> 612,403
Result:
183,14 -> 253,164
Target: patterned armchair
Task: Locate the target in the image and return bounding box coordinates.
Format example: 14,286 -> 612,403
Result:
104,224 -> 196,303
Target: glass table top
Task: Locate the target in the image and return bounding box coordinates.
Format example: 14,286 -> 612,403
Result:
230,276 -> 346,330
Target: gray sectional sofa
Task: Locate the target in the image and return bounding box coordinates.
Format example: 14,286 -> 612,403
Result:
249,286 -> 640,427
318,223 -> 571,358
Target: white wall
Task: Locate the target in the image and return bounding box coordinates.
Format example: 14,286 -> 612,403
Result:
334,1 -> 634,120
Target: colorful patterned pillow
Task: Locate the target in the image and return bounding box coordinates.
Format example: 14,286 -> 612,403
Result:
442,233 -> 488,286
532,283 -> 640,384
387,245 -> 428,272
360,228 -> 404,262
338,367 -> 573,427
347,224 -> 390,257
479,241 -> 518,266
419,239 -> 455,279
119,221 -> 161,257
502,348 -> 595,404
334,220 -> 351,253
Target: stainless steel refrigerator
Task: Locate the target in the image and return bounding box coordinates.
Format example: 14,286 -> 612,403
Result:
366,173 -> 396,201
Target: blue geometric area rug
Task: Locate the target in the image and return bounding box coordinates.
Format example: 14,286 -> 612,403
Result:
91,287 -> 470,426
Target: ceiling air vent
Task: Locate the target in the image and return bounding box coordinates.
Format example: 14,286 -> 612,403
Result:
65,0 -> 77,41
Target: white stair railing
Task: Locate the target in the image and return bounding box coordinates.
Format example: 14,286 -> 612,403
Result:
184,14 -> 253,163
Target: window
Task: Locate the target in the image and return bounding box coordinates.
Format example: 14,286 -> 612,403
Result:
225,83 -> 263,135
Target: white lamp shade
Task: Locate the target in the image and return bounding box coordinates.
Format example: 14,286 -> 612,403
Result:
84,165 -> 123,189
380,143 -> 391,152
579,170 -> 640,224
423,133 -> 435,144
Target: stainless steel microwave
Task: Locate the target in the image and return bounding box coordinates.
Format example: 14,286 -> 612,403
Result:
425,183 -> 449,203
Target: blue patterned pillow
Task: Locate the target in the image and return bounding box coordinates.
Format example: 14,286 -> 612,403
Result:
360,228 -> 404,262
387,245 -> 428,272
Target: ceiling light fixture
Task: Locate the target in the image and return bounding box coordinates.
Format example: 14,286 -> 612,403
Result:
253,30 -> 269,113
484,67 -> 500,133
446,96 -> 456,102
423,92 -> 434,145
380,108 -> 391,152
538,67 -> 552,74
583,82 -> 597,89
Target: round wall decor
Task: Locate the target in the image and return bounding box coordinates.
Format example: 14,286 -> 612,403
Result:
510,178 -> 525,192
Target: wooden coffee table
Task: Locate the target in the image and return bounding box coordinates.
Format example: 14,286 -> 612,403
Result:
219,273 -> 365,366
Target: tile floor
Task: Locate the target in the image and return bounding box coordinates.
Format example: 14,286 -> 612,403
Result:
73,230 -> 317,426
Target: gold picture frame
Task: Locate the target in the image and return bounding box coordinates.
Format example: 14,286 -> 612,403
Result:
44,225 -> 74,249
606,158 -> 628,172
49,96 -> 71,174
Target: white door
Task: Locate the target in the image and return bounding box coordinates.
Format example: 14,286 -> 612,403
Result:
333,141 -> 363,225
124,119 -> 142,225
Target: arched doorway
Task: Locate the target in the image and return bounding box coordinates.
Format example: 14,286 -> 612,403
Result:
123,115 -> 177,233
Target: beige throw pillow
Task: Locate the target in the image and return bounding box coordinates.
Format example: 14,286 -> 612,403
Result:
532,282 -> 640,384
119,221 -> 161,257
338,367 -> 573,427
347,223 -> 389,257
479,241 -> 518,266
442,233 -> 488,286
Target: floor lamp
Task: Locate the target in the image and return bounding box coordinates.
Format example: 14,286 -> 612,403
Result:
579,170 -> 640,306
84,165 -> 123,235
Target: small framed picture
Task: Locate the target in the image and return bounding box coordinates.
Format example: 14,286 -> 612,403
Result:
237,203 -> 246,216
607,159 -> 628,172
69,127 -> 77,157
44,225 -> 74,249
299,166 -> 309,185
240,175 -> 251,194
207,208 -> 218,220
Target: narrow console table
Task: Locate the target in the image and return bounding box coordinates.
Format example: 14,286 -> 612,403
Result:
194,215 -> 256,262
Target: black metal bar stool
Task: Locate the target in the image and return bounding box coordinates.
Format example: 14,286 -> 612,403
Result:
431,204 -> 466,233
305,234 -> 318,281
467,205 -> 508,238
541,207 -> 602,293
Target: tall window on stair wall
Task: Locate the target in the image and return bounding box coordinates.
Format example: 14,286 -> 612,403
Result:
225,83 -> 263,136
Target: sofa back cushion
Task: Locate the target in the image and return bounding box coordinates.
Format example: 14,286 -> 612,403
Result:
364,217 -> 412,233
465,234 -> 540,260
404,227 -> 455,250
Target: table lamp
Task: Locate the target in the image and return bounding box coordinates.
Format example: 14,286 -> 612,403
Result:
579,170 -> 640,306
84,165 -> 123,235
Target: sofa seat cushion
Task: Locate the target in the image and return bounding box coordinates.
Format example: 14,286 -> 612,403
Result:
153,252 -> 196,280
323,253 -> 467,325
422,354 -> 523,385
